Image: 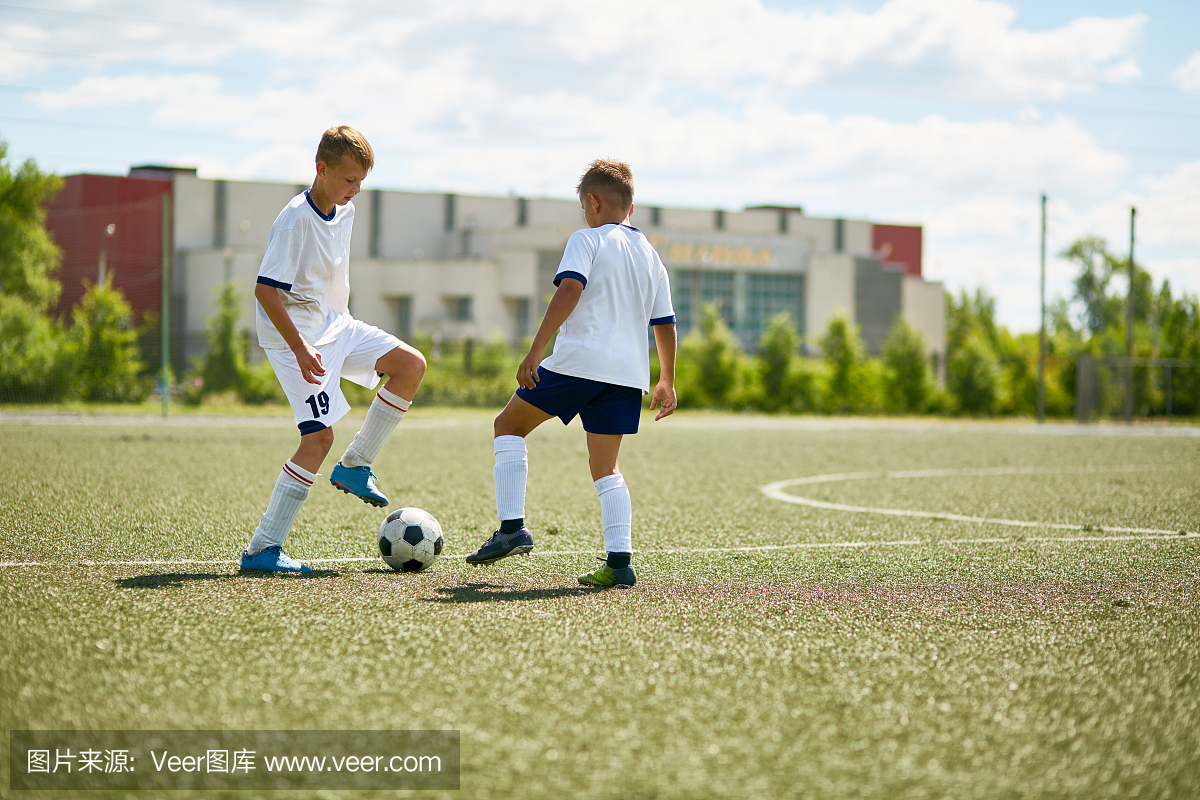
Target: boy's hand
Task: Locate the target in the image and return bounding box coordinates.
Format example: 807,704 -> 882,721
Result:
650,381 -> 676,420
516,349 -> 543,390
293,340 -> 326,385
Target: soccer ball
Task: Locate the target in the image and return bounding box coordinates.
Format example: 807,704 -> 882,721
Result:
378,507 -> 444,572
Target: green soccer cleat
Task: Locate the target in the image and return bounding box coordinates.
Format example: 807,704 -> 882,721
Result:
578,558 -> 636,588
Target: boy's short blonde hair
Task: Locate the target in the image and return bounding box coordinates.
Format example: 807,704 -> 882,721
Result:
316,125 -> 374,171
577,159 -> 634,209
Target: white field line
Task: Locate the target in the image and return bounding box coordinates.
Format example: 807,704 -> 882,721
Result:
2,533 -> 1197,570
762,466 -> 1193,536
3,466 -> 1194,569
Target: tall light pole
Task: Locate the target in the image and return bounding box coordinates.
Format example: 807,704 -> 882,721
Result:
1124,206 -> 1136,423
1037,194 -> 1046,423
98,223 -> 115,284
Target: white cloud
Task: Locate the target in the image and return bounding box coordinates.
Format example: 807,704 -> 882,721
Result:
1171,51 -> 1200,94
919,159 -> 1200,331
5,0 -> 1188,331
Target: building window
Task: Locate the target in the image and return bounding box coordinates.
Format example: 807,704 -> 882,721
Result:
671,269 -> 734,338
714,209 -> 725,230
517,197 -> 528,227
651,206 -> 661,227
446,296 -> 473,322
394,296 -> 412,338
671,269 -> 803,351
744,273 -> 804,350
514,297 -> 531,338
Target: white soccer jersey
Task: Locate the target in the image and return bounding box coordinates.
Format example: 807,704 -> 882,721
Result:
541,223 -> 675,393
255,191 -> 355,350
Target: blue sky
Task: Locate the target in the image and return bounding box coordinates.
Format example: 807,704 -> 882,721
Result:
1,0 -> 1197,332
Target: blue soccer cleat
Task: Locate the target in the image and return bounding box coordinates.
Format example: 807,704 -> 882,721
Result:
240,545 -> 312,574
330,462 -> 388,507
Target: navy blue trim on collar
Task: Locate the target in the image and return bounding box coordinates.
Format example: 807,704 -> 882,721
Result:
554,270 -> 588,288
602,222 -> 643,233
257,276 -> 293,291
304,190 -> 336,222
650,315 -> 676,326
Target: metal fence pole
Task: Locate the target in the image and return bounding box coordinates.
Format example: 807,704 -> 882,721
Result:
161,193 -> 171,419
1125,206 -> 1136,422
1038,193 -> 1046,423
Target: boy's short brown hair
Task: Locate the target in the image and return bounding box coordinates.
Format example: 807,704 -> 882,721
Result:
316,125 -> 374,171
577,159 -> 634,209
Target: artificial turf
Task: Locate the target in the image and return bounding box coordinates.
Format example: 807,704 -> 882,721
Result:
1,411 -> 1198,799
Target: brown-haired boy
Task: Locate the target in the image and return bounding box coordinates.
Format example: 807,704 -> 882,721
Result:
242,125 -> 427,573
465,159 -> 678,587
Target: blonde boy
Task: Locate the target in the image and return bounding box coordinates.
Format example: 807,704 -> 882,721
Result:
465,159 -> 677,587
242,125 -> 426,573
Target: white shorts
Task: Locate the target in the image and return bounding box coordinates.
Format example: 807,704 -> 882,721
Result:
265,318 -> 403,434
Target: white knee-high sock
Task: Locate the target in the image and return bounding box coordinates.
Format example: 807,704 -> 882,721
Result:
340,386 -> 411,468
247,461 -> 315,554
595,473 -> 632,554
494,435 -> 528,522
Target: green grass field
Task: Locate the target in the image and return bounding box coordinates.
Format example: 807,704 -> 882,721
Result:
2,411 -> 1199,799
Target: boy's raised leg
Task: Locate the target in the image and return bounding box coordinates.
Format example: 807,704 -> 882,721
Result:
466,395 -> 551,565
579,433 -> 636,588
332,344 -> 425,507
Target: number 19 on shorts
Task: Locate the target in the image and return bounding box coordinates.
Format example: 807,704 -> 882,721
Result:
305,391 -> 330,418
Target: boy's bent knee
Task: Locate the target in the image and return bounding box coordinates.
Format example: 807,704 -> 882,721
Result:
380,344 -> 425,379
302,426 -> 335,452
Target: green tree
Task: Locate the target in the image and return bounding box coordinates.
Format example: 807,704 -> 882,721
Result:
1061,236 -> 1155,339
0,140 -> 63,313
948,332 -> 999,414
200,281 -> 249,395
0,142 -> 72,402
0,293 -> 74,401
820,314 -> 867,413
69,277 -> 149,402
678,303 -> 743,407
755,312 -> 799,412
881,318 -> 930,413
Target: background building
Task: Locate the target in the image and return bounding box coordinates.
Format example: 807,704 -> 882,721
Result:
46,169 -> 945,380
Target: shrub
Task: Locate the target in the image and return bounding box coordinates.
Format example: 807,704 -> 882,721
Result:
678,303 -> 744,408
949,332 -> 1000,414
819,314 -> 869,413
0,294 -> 74,402
882,318 -> 931,413
68,278 -> 149,403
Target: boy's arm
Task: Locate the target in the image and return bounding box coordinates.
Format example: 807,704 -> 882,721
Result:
651,323 -> 677,421
516,277 -> 584,390
253,282 -> 325,385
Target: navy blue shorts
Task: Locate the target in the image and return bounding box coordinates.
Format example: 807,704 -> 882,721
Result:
516,368 -> 642,435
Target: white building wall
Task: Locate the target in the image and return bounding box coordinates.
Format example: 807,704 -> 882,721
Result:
168,174 -> 941,361
842,219 -> 873,257
172,173 -> 215,249
660,207 -> 713,230
805,253 -> 855,348
222,180 -> 297,253
902,275 -> 947,359
726,209 -> 778,235
378,191 -> 445,259
790,216 -> 835,254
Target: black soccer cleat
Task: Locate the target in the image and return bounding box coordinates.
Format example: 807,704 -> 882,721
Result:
465,527 -> 534,565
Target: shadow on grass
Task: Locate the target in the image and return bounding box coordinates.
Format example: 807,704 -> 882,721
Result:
115,569 -> 339,588
423,582 -> 596,604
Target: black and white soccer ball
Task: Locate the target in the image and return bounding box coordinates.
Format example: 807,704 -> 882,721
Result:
378,507 -> 443,572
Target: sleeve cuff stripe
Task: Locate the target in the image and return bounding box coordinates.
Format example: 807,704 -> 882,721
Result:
650,315 -> 676,326
553,271 -> 587,288
257,276 -> 293,291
